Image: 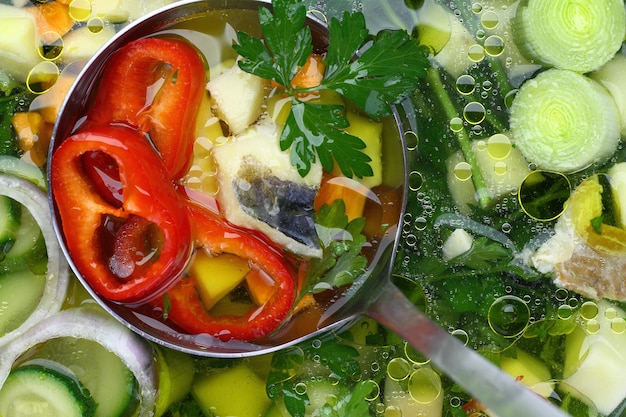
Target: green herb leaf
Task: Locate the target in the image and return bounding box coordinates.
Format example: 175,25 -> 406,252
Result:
324,23 -> 431,119
235,0 -> 311,88
452,236 -> 512,270
303,200 -> 368,295
282,100 -> 372,177
234,0 -> 430,178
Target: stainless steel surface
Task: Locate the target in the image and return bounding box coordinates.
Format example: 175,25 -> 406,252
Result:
49,2 -> 572,416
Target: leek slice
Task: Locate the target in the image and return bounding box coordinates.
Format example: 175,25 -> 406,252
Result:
509,69 -> 620,173
590,53 -> 626,137
513,0 -> 626,73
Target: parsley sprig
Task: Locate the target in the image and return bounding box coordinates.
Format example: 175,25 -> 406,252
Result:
234,0 -> 430,178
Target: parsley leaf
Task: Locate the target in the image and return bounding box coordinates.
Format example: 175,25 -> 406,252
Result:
282,100 -> 372,178
233,0 -> 430,177
323,14 -> 430,119
302,199 -> 368,295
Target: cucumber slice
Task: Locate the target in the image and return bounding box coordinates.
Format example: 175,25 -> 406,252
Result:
1,202 -> 47,275
0,364 -> 96,417
513,0 -> 626,73
27,337 -> 139,417
0,269 -> 46,336
0,195 -> 21,259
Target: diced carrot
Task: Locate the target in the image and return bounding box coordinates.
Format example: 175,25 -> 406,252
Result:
245,269 -> 276,305
314,175 -> 372,221
26,1 -> 75,39
292,293 -> 317,315
291,53 -> 325,89
11,111 -> 53,167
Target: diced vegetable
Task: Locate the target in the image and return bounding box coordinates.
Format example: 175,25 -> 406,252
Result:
60,25 -> 117,64
0,201 -> 46,275
564,302 -> 626,415
441,228 -> 474,261
314,176 -> 370,221
0,362 -> 97,417
0,5 -> 43,81
190,251 -> 250,311
513,0 -> 626,73
153,346 -> 194,417
608,162 -> 626,228
345,110 -> 383,188
191,362 -> 271,417
446,138 -> 530,212
11,111 -> 52,167
418,1 -> 475,78
500,349 -> 554,397
509,69 -> 620,173
25,1 -> 75,38
590,54 -> 626,137
207,62 -> 268,135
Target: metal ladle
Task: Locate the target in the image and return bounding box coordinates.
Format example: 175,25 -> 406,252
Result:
49,1 -> 571,416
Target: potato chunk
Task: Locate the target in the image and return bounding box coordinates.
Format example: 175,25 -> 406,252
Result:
206,63 -> 268,135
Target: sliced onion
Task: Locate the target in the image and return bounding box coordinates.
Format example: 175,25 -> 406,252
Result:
0,306 -> 157,417
0,173 -> 69,346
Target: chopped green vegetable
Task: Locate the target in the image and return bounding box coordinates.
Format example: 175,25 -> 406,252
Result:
509,69 -> 620,173
514,0 -> 626,73
234,0 -> 430,177
302,199 -> 368,295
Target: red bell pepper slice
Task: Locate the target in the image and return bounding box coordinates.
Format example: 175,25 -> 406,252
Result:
163,203 -> 297,341
86,37 -> 206,179
50,124 -> 192,304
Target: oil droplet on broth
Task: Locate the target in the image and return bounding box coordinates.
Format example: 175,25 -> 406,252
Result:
488,295 -> 530,337
484,35 -> 505,57
557,304 -> 573,320
467,44 -> 485,62
611,319 -> 626,334
456,74 -> 476,95
387,357 -> 411,381
39,31 -> 64,61
408,368 -> 442,404
585,319 -> 600,334
480,11 -> 499,30
27,61 -> 60,94
404,130 -> 418,151
471,3 -> 483,14
69,0 -> 92,21
463,102 -> 486,124
449,116 -> 464,132
580,301 -> 598,320
408,171 -> 423,191
487,133 -> 512,160
453,162 -> 472,181
87,17 -> 105,34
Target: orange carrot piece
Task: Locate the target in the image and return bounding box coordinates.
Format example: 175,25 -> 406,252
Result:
291,53 -> 325,89
11,111 -> 53,167
314,175 -> 371,221
26,1 -> 75,39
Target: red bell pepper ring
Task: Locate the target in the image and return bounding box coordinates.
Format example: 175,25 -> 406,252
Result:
86,37 -> 206,179
50,124 -> 192,304
163,203 -> 297,342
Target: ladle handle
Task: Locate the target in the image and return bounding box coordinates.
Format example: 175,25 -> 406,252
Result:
368,284 -> 571,417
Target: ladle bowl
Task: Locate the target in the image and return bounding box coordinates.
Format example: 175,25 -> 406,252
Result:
48,1 -> 570,416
